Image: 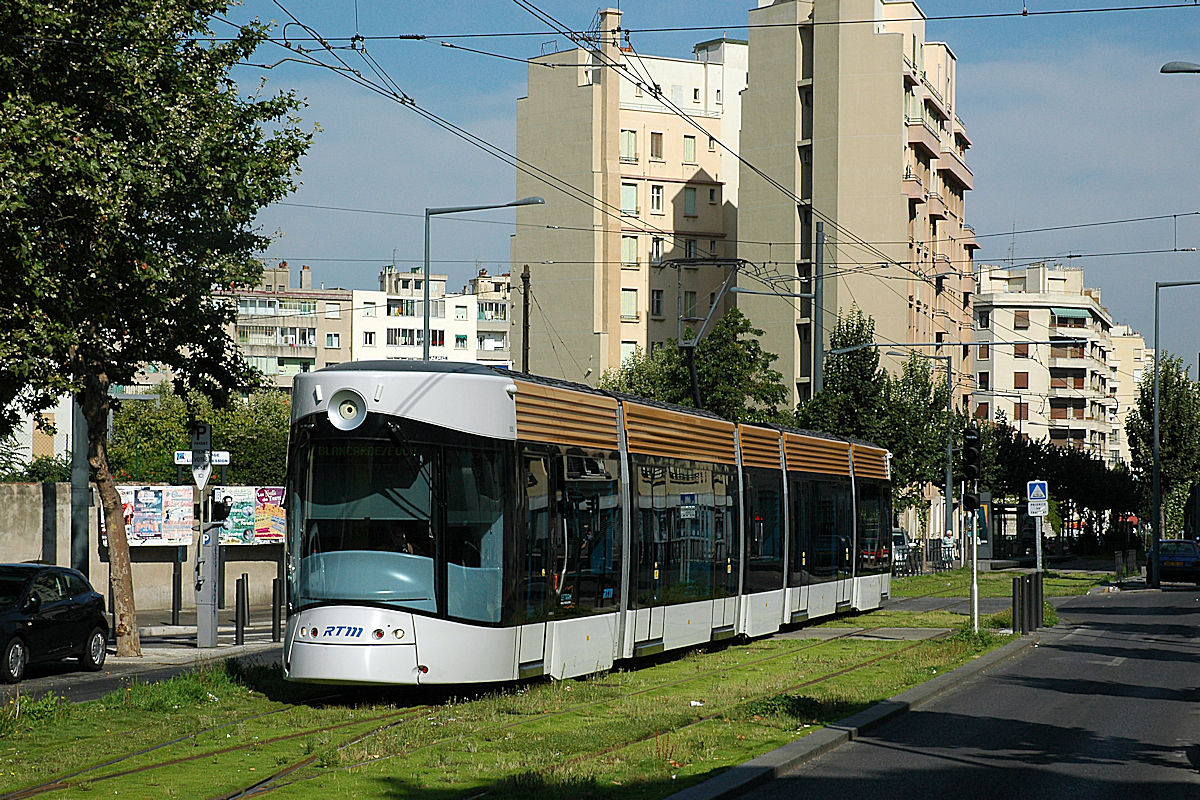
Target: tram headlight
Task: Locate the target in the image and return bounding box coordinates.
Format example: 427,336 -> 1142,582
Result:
372,629 -> 385,640
327,389 -> 367,431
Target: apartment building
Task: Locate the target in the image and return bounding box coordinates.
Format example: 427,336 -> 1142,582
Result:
511,7 -> 748,381
468,269 -> 513,368
974,264 -> 1121,462
1108,323 -> 1151,465
736,0 -> 977,406
230,262 -> 352,388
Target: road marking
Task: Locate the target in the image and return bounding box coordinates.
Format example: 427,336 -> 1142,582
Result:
1107,656 -> 1125,667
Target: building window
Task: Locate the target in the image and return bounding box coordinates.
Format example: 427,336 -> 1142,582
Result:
455,334 -> 468,349
692,87 -> 700,102
683,187 -> 697,217
621,288 -> 638,320
709,239 -> 718,255
1015,343 -> 1029,358
1014,371 -> 1029,390
619,129 -> 637,161
685,239 -> 697,258
363,301 -> 376,318
650,131 -> 663,160
621,183 -> 638,215
977,310 -> 990,329
363,331 -> 375,347
715,89 -> 722,104
651,237 -> 664,264
978,344 -> 989,360
429,330 -> 444,348
621,235 -> 638,267
975,402 -> 990,420
455,305 -> 467,321
1014,309 -> 1030,329
709,187 -> 717,204
683,291 -> 697,319
650,184 -> 664,214
683,135 -> 696,164
1014,402 -> 1029,421
978,372 -> 989,390
650,289 -> 663,317
708,136 -> 716,152
621,340 -> 637,364
325,302 -> 341,319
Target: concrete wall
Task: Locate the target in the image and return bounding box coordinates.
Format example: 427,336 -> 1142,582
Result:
0,483 -> 280,610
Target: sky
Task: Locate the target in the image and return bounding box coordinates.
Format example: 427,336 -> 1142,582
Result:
224,1 -> 1200,362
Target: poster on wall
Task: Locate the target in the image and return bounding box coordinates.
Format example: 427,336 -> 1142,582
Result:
210,486 -> 286,545
102,486 -> 195,546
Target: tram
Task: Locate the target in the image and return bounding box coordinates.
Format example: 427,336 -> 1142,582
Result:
283,361 -> 892,685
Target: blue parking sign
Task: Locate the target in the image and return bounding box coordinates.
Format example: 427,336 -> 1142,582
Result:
1027,480 -> 1048,502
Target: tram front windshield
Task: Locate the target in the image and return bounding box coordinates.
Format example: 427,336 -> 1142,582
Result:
288,417 -> 509,622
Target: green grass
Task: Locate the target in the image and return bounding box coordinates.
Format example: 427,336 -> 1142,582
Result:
0,626 -> 1008,800
810,608 -> 967,629
889,567 -> 1111,598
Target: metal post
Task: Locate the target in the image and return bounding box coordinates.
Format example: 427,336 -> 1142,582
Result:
234,575 -> 246,646
521,264 -> 531,373
813,221 -> 825,394
196,488 -> 219,648
942,358 -> 955,567
971,499 -> 979,632
171,547 -> 182,627
423,209 -> 432,361
1151,283 -> 1161,588
1012,575 -> 1024,634
70,399 -> 90,576
271,578 -> 282,643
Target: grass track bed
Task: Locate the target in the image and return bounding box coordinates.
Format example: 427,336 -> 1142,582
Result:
1,621 -> 1006,800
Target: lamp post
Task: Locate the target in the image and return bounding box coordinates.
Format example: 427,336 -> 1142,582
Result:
1151,280 -> 1200,587
1161,61 -> 1200,73
423,196 -> 544,360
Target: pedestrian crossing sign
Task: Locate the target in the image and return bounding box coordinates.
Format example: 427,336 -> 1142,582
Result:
1027,480 -> 1048,501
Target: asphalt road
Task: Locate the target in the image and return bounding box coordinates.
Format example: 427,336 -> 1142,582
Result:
737,586 -> 1200,800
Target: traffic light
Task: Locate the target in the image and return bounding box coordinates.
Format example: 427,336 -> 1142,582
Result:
962,425 -> 982,481
963,491 -> 980,512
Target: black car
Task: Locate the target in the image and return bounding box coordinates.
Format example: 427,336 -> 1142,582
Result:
0,564 -> 109,683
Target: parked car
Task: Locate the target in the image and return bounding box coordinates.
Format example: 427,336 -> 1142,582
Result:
0,564 -> 109,683
1152,539 -> 1200,585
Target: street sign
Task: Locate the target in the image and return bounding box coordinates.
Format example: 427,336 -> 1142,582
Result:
174,451 -> 230,465
1028,499 -> 1049,517
1026,480 -> 1048,501
190,421 -> 213,491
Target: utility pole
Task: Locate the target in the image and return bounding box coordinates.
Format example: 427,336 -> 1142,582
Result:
521,264 -> 530,373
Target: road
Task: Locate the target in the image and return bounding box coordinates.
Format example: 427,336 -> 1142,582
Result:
738,586 -> 1200,799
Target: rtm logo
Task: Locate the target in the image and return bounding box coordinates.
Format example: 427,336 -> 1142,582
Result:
323,626 -> 364,637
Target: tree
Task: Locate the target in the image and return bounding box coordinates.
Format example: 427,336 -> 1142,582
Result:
1125,353 -> 1200,535
880,353 -> 953,514
795,306 -> 886,442
598,309 -> 789,423
108,390 -> 290,486
0,2 -> 312,655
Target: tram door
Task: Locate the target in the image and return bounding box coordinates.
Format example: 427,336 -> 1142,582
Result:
518,456 -> 551,671
836,483 -> 854,605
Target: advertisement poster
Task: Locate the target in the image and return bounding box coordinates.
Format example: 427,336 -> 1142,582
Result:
106,486 -> 195,546
210,486 -> 286,545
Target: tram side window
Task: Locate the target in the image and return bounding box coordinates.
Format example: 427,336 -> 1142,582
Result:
789,476 -> 811,586
856,481 -> 890,576
517,448 -> 621,623
631,456 -> 736,607
744,468 -> 785,593
792,477 -> 851,583
444,447 -> 507,622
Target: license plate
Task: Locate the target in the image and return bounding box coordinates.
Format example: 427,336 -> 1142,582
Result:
1164,560 -> 1183,567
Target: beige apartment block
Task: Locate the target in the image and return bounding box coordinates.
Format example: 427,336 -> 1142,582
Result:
228,262 -> 352,388
511,8 -> 747,382
974,264 -> 1124,463
468,268 -> 514,368
737,0 -> 977,407
1108,323 -> 1151,465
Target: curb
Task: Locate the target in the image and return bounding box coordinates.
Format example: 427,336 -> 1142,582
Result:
664,632 -> 1040,800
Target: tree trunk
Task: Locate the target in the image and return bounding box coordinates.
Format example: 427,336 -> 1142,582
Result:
79,370 -> 141,657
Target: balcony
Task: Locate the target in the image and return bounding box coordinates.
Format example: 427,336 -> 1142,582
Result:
937,147 -> 974,190
903,169 -> 926,204
922,81 -> 949,120
928,192 -> 949,220
961,224 -> 980,251
902,55 -> 920,85
906,116 -> 941,158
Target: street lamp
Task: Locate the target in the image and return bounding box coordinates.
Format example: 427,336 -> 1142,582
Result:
1151,280 -> 1200,587
1161,61 -> 1200,73
422,196 -> 544,360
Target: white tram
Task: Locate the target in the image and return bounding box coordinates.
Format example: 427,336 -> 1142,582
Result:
283,362 -> 892,685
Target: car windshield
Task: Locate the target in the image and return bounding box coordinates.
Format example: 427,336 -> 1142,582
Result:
0,574 -> 28,610
1160,541 -> 1198,557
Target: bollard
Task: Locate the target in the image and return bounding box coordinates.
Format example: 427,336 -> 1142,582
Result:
1012,576 -> 1024,634
234,575 -> 247,646
271,578 -> 282,643
1024,574 -> 1036,633
1034,571 -> 1044,630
